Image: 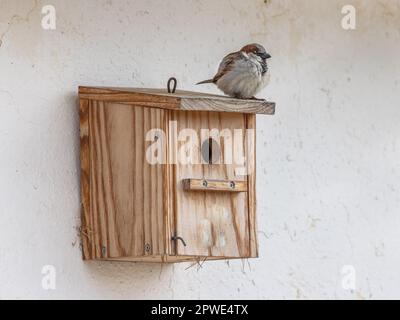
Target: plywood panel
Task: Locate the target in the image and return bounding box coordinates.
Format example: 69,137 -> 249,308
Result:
170,111 -> 251,258
88,101 -> 166,259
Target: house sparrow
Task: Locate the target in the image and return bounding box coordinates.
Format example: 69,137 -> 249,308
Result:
197,43 -> 271,99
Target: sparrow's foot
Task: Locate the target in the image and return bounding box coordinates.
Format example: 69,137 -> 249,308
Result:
250,97 -> 266,101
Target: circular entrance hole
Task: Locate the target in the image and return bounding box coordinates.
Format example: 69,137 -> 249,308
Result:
201,138 -> 221,164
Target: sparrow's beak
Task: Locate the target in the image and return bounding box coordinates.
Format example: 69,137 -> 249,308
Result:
258,52 -> 271,60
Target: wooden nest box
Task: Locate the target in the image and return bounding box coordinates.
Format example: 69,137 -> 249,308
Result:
79,86 -> 275,263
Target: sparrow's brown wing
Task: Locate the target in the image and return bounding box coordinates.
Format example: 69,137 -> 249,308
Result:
213,51 -> 244,82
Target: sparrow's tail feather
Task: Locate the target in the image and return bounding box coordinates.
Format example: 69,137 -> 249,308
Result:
196,79 -> 214,85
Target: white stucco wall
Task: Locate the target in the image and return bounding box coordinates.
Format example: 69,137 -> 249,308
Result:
0,0 -> 399,299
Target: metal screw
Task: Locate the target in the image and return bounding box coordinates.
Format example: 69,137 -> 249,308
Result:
202,180 -> 208,187
230,181 -> 236,189
101,246 -> 107,257
144,243 -> 151,252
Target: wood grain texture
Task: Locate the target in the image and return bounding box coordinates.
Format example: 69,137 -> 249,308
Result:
246,114 -> 258,258
170,111 -> 251,258
106,255 -> 233,263
164,110 -> 177,256
80,99 -> 92,260
79,86 -> 275,115
180,97 -> 274,115
182,178 -> 248,192
87,101 -> 166,259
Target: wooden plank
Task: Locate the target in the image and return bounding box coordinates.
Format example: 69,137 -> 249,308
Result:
88,101 -> 100,258
79,86 -> 264,100
105,255 -> 232,263
79,99 -> 92,260
79,86 -> 275,115
246,114 -> 258,258
164,110 -> 176,256
170,111 -> 251,258
78,93 -> 180,109
180,98 -> 275,115
88,102 -> 166,259
182,179 -> 247,192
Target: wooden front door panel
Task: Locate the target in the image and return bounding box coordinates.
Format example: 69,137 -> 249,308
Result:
89,101 -> 166,259
169,110 -> 253,258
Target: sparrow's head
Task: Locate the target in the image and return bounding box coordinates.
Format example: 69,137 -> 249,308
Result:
240,43 -> 271,61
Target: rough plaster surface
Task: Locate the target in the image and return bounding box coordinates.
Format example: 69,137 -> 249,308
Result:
0,0 -> 399,299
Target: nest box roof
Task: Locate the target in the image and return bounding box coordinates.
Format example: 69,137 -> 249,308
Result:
79,86 -> 275,115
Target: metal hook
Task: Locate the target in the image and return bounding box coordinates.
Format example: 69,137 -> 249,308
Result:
171,235 -> 187,247
167,77 -> 177,94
